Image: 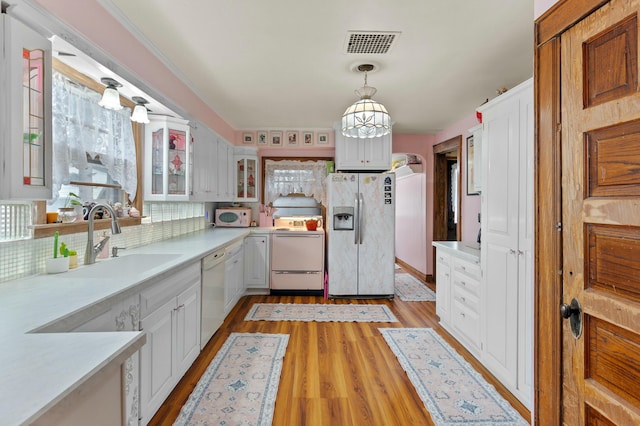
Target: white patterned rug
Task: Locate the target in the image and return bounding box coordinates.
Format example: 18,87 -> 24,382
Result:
380,328 -> 528,425
245,303 -> 398,322
173,333 -> 289,426
395,273 -> 436,301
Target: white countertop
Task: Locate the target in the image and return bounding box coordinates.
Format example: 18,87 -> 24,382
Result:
432,240 -> 481,263
0,227 -> 249,425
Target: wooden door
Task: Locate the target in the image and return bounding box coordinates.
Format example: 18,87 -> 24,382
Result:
561,1 -> 640,424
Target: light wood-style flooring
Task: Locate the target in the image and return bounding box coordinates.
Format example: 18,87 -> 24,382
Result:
149,269 -> 530,425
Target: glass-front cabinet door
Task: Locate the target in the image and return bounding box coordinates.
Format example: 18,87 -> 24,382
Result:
234,150 -> 258,202
1,13 -> 52,200
144,116 -> 192,201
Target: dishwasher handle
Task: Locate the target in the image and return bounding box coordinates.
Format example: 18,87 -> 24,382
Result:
203,250 -> 226,270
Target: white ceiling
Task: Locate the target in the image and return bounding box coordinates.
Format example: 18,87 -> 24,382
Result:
57,1 -> 534,135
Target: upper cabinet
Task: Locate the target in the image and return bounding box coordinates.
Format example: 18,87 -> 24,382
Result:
0,13 -> 52,200
334,125 -> 392,171
190,121 -> 235,202
144,116 -> 193,201
234,147 -> 258,202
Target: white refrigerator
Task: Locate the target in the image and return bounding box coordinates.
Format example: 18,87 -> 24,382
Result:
327,173 -> 395,297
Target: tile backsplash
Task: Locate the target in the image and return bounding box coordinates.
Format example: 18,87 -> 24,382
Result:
0,216 -> 207,283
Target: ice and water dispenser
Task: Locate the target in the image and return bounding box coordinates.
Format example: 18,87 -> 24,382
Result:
333,207 -> 354,230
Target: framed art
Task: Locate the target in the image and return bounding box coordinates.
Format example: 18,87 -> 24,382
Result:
286,131 -> 299,145
302,131 -> 314,146
270,131 -> 282,146
317,132 -> 329,144
466,134 -> 479,195
257,131 -> 268,145
242,132 -> 254,144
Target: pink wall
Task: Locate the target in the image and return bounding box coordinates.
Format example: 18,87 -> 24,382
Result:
34,0 -> 236,143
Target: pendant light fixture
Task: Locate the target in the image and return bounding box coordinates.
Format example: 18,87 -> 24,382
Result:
341,64 -> 391,138
130,96 -> 150,123
98,77 -> 123,110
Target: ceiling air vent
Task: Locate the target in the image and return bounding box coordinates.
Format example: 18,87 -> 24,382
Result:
345,31 -> 400,54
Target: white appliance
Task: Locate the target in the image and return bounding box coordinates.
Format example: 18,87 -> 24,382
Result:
270,227 -> 325,291
327,172 -> 395,298
215,207 -> 251,227
201,248 -> 225,349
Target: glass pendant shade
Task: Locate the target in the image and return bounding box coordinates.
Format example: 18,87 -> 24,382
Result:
98,86 -> 123,110
341,77 -> 391,138
131,104 -> 150,123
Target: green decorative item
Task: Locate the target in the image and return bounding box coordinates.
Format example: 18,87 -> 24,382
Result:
53,231 -> 59,259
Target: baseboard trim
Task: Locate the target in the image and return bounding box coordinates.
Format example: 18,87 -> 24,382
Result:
394,258 -> 431,282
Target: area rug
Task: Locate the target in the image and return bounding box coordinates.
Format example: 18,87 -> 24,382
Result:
245,303 -> 398,322
379,328 -> 528,425
395,273 -> 436,301
173,332 -> 289,426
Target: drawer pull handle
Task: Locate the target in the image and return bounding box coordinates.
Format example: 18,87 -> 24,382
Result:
460,312 -> 466,318
460,281 -> 466,286
460,266 -> 466,271
461,297 -> 466,302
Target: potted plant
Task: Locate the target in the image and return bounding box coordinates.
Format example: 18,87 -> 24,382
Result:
58,192 -> 82,223
46,231 -> 69,273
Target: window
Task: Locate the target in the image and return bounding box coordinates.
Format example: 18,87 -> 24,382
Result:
263,158 -> 330,206
48,70 -> 137,211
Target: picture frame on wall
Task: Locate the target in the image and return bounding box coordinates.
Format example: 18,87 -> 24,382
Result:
242,132 -> 254,144
466,134 -> 479,195
302,131 -> 314,146
270,131 -> 282,146
286,131 -> 298,145
257,131 -> 268,145
317,132 -> 329,144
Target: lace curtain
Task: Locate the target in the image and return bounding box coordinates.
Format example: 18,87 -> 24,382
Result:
264,159 -> 328,206
51,72 -> 137,203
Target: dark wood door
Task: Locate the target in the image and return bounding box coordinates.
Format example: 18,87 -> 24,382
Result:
561,0 -> 640,424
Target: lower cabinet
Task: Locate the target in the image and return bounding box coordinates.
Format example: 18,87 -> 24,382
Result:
139,262 -> 201,425
72,294 -> 141,426
433,244 -> 482,359
224,241 -> 244,315
244,233 -> 270,290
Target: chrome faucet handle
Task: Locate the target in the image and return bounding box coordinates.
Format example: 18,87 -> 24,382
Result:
112,246 -> 126,257
94,235 -> 110,256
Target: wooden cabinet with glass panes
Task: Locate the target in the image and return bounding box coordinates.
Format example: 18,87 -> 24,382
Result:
144,116 -> 193,201
234,147 -> 258,202
0,13 -> 52,200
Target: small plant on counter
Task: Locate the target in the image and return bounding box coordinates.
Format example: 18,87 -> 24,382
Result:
64,192 -> 82,208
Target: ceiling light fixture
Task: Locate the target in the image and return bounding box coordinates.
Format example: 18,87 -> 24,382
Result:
98,77 -> 123,110
341,64 -> 391,139
130,96 -> 150,123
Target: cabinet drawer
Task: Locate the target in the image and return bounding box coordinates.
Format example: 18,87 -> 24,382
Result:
436,251 -> 452,267
270,271 -> 323,290
453,257 -> 480,279
451,298 -> 481,349
140,262 -> 201,318
452,270 -> 480,298
452,284 -> 480,314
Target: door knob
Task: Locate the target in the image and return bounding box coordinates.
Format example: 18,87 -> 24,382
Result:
560,298 -> 582,339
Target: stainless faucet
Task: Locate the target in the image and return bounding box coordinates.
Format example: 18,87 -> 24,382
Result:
84,203 -> 122,265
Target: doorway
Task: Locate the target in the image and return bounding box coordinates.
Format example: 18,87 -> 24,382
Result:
432,136 -> 462,267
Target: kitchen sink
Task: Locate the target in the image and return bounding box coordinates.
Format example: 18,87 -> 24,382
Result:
66,253 -> 180,278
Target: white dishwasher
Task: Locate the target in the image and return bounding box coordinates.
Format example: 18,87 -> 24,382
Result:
201,248 -> 226,349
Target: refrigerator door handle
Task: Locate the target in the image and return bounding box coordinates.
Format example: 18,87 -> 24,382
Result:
359,192 -> 364,244
354,193 -> 359,245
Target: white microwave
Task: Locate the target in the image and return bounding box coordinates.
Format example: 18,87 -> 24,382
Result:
215,207 -> 252,227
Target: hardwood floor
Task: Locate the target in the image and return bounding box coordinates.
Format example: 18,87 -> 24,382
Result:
148,271 -> 530,425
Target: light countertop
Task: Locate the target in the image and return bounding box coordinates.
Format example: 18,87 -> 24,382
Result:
432,241 -> 481,263
0,227 -> 250,425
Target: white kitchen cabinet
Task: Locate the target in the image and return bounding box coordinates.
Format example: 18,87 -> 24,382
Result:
432,242 -> 482,359
71,294 -> 140,426
216,137 -> 234,201
139,262 -> 201,425
434,249 -> 451,324
144,116 -> 193,201
478,78 -> 533,408
234,147 -> 258,202
0,13 -> 52,200
190,122 -> 215,201
224,241 -> 244,315
334,125 -> 392,171
244,233 -> 269,290
468,123 -> 483,193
